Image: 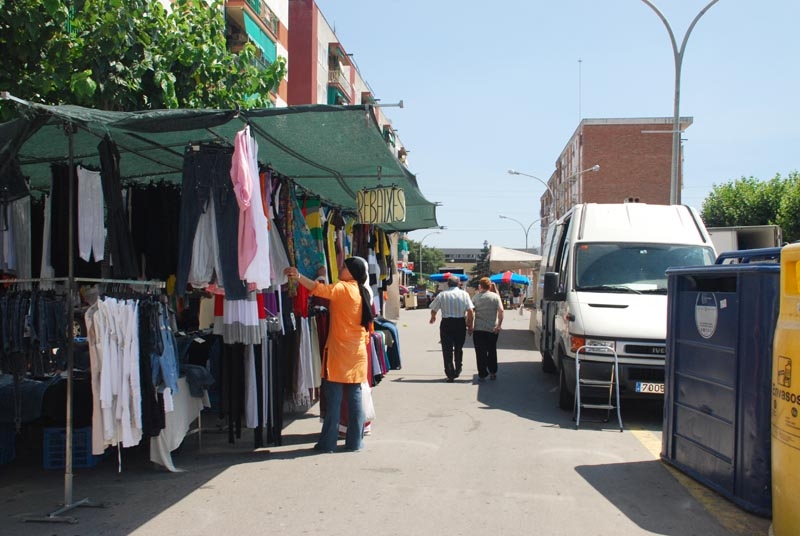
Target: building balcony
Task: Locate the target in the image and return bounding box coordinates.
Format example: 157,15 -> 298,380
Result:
227,0 -> 279,40
328,69 -> 352,99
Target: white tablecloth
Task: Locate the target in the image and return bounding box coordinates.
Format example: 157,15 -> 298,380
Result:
150,377 -> 209,472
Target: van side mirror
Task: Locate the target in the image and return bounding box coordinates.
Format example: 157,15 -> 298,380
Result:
543,272 -> 565,301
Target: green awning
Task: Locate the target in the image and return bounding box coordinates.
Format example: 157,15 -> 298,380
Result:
0,97 -> 439,232
243,12 -> 277,64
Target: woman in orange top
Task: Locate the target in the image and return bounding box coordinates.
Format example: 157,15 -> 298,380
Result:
285,257 -> 373,452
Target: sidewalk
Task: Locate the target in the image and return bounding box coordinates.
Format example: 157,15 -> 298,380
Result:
0,306 -> 769,535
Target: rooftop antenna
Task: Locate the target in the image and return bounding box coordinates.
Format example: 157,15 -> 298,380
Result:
578,58 -> 582,122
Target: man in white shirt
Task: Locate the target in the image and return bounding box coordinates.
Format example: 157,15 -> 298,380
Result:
429,276 -> 474,382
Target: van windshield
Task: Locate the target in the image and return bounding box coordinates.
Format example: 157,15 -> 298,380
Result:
574,243 -> 716,293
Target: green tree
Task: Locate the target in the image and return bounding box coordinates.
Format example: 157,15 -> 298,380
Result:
775,172 -> 800,243
0,0 -> 286,117
700,172 -> 800,242
701,176 -> 784,228
468,240 -> 491,288
407,239 -> 445,282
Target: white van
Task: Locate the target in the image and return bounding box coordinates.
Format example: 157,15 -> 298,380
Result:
535,203 -> 716,410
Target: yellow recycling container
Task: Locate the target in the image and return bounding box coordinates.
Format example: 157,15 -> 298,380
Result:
772,243 -> 800,535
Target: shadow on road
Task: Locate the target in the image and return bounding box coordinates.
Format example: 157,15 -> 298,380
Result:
495,326 -> 537,351
576,459 -> 710,535
0,407 -> 324,533
574,459 -> 772,536
471,349 -> 664,432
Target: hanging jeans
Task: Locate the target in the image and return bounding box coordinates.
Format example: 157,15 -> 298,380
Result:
36,292 -> 67,353
176,145 -> 246,300
151,302 -> 179,395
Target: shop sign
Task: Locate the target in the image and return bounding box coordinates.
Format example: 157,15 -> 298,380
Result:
357,186 -> 406,224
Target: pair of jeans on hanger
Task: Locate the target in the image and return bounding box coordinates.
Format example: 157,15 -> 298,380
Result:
176,144 -> 247,300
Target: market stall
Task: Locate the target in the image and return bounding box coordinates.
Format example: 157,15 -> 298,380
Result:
0,93 -> 438,522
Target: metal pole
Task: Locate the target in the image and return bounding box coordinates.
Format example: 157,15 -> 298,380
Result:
639,0 -> 720,205
507,169 -> 554,198
508,166 -> 598,224
499,215 -> 540,250
418,231 -> 441,280
26,123 -> 103,525
64,121 -> 76,507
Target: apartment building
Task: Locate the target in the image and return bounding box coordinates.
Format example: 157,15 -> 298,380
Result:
222,0 -> 290,106
287,0 -> 407,163
537,116 -> 692,246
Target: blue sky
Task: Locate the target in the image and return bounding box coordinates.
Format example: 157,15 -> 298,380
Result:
314,0 -> 800,250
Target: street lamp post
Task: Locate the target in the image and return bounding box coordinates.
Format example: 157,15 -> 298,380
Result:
418,231 -> 441,280
639,0 -> 719,205
498,215 -> 540,250
507,169 -> 554,198
507,164 -> 600,221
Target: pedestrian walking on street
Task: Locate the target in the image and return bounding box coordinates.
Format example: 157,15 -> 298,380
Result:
429,275 -> 474,382
511,285 -> 521,309
470,277 -> 504,381
284,256 -> 373,452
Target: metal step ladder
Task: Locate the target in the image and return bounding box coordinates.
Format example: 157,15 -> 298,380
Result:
574,345 -> 623,431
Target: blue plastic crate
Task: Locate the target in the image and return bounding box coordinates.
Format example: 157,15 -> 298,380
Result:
0,424 -> 15,465
43,427 -> 104,470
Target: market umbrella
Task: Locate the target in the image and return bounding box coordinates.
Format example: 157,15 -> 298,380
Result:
489,271 -> 530,285
428,272 -> 469,282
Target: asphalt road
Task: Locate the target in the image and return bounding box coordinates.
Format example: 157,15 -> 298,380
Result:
0,306 -> 771,535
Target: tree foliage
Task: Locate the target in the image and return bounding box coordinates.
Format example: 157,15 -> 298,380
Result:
0,0 -> 286,117
775,173 -> 800,243
468,240 -> 491,289
700,172 -> 799,243
407,239 -> 445,282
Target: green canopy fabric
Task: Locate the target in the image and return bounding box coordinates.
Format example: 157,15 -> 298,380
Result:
0,96 -> 439,232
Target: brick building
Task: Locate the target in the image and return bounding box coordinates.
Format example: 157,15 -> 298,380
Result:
287,0 -> 407,161
538,117 -> 692,246
214,0 -> 407,161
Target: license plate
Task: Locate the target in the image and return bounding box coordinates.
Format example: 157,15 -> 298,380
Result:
635,382 -> 664,394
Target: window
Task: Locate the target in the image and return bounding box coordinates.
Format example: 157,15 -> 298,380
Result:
575,243 -> 716,292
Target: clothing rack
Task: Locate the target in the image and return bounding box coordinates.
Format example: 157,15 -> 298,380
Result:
19,278 -> 166,523
7,117 -> 168,524
28,279 -> 165,523
75,277 -> 166,289
0,277 -> 70,284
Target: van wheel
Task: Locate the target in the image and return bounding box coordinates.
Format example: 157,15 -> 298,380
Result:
541,334 -> 556,373
558,355 -> 573,411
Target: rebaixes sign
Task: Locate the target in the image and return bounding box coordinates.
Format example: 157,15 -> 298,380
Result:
357,187 -> 406,224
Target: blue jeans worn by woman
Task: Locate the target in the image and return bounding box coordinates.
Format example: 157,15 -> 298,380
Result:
316,379 -> 364,452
